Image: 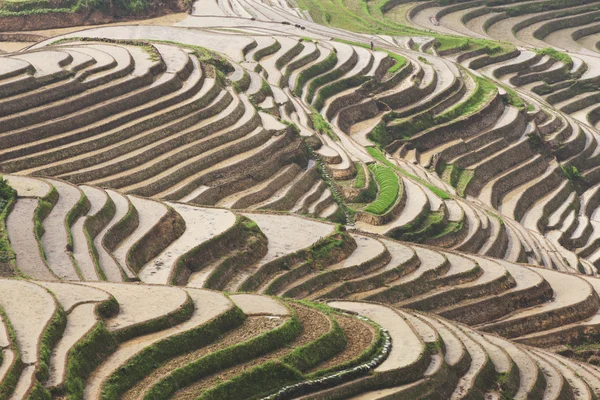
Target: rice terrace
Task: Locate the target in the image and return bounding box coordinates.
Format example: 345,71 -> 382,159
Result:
8,0 -> 600,399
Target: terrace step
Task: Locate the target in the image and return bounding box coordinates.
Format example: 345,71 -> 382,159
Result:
478,267 -> 600,339
34,281 -> 111,389
437,259 -> 550,326
111,196 -> 168,280
80,286 -> 232,399
310,238 -> 418,300
40,179 -> 85,281
440,318 -> 492,399
138,203 -> 236,284
217,163 -> 302,209
5,186 -> 57,280
71,185 -> 109,281
277,233 -> 389,298
227,212 -> 336,292
95,189 -> 131,282
0,279 -> 58,397
328,301 -> 426,374
357,246 -> 449,302
398,254 -> 512,312
0,45 -> 161,144
17,59 -> 209,179
486,334 -> 544,399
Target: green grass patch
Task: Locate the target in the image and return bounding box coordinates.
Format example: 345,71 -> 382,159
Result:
534,47 -> 574,69
353,163 -> 366,188
384,73 -> 497,143
310,112 -> 338,141
435,36 -> 512,55
0,177 -> 16,270
254,40 -> 282,62
198,361 -> 303,400
393,210 -> 447,243
364,164 -> 400,215
0,305 -> 22,399
294,51 -> 338,97
441,164 -> 474,197
295,0 -> 516,62
367,147 -> 452,200
499,83 -> 526,110
282,316 -> 346,372
37,304 -> 67,384
63,321 -> 117,399
455,169 -> 475,197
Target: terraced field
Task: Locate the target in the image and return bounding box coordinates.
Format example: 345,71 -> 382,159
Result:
4,0 -> 600,398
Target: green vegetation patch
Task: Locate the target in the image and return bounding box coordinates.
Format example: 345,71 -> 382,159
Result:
254,40 -> 282,62
353,163 -> 366,188
198,361 -> 302,400
441,164 -> 474,197
499,83 -> 526,110
294,51 -> 338,97
534,47 -> 574,69
561,165 -> 583,182
282,316 -> 346,372
0,177 -> 16,270
311,112 -> 338,141
145,307 -> 301,400
0,305 -> 22,399
296,0 -> 515,62
393,210 -> 447,243
63,321 -> 117,399
364,164 -> 400,215
367,147 -> 452,200
0,0 -> 182,17
384,74 -> 497,143
104,306 -> 247,399
37,304 -> 67,384
435,36 -> 511,55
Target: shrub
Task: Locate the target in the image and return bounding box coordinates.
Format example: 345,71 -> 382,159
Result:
561,165 -> 583,181
310,112 -> 338,141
